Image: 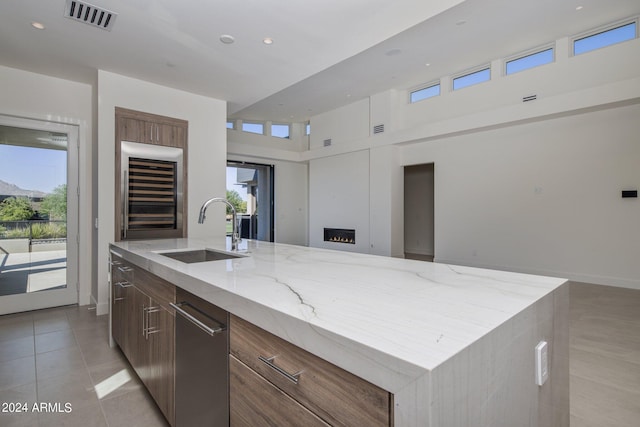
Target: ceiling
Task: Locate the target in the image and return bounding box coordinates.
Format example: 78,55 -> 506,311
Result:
1,0 -> 639,123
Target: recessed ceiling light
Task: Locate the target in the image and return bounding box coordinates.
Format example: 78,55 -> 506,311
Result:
385,48 -> 402,56
220,34 -> 235,44
576,6 -> 583,11
455,20 -> 467,26
31,21 -> 45,30
425,63 -> 431,67
263,37 -> 274,45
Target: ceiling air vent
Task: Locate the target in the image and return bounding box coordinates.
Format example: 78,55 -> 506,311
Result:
522,94 -> 537,103
323,139 -> 332,147
64,0 -> 117,31
373,124 -> 385,134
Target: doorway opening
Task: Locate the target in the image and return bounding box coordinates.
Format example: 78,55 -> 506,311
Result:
226,161 -> 274,242
404,163 -> 435,262
0,117 -> 79,314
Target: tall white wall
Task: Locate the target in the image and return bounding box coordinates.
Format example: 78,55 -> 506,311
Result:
0,65 -> 94,307
97,70 -> 226,314
403,102 -> 640,288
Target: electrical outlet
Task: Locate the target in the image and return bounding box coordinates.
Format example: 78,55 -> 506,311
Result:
535,341 -> 549,386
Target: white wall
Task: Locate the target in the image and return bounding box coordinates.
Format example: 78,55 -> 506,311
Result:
0,65 -> 94,307
309,150 -> 370,252
402,102 -> 640,289
310,98 -> 370,150
97,70 -> 226,314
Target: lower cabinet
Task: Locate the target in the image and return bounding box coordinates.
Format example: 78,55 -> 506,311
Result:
229,315 -> 393,427
230,355 -> 329,427
110,253 -> 176,426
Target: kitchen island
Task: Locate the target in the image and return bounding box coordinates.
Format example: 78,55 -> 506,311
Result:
110,237 -> 569,426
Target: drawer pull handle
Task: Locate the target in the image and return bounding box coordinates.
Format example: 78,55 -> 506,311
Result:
258,355 -> 301,384
115,281 -> 132,288
117,266 -> 134,273
170,302 -> 225,337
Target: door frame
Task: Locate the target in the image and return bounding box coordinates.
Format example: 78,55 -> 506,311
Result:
0,115 -> 79,314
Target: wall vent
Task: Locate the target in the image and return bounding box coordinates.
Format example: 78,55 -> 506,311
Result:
64,0 -> 117,31
522,94 -> 537,103
373,124 -> 385,134
323,139 -> 332,147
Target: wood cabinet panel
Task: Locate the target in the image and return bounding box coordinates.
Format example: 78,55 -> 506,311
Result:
230,355 -> 329,427
230,315 -> 392,427
110,255 -> 176,427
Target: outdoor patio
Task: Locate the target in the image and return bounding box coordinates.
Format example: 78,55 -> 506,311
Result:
0,249 -> 66,296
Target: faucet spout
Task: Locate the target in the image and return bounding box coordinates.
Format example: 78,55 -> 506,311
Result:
198,197 -> 241,250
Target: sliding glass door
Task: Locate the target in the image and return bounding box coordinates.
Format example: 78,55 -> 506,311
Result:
0,116 -> 78,315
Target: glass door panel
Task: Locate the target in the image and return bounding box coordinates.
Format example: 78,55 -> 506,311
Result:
0,118 -> 78,315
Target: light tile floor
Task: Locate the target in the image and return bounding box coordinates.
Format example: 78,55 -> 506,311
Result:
0,305 -> 168,427
0,281 -> 638,426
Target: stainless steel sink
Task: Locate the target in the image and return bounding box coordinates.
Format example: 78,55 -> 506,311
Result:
159,249 -> 244,263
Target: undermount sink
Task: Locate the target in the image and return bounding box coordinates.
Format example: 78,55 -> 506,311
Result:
159,249 -> 244,263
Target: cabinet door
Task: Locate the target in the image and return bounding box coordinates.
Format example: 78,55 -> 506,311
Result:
146,301 -> 175,426
230,355 -> 329,427
117,116 -> 148,143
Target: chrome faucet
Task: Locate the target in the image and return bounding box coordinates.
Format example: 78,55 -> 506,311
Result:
198,197 -> 241,250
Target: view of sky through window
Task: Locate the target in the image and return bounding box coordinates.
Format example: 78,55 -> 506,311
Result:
453,68 -> 491,90
271,124 -> 290,138
410,84 -> 441,103
574,22 -> 636,55
242,122 -> 264,134
506,48 -> 554,75
0,144 -> 66,193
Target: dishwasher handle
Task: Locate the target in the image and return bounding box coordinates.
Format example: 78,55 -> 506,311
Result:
170,302 -> 225,337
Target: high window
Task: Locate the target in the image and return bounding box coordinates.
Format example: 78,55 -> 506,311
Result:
226,121 -> 234,129
410,83 -> 441,103
453,67 -> 491,91
506,48 -> 554,75
242,122 -> 264,135
574,21 -> 637,55
271,123 -> 290,139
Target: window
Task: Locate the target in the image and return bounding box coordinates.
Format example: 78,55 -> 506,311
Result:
305,123 -> 311,136
226,121 -> 234,129
242,122 -> 264,135
574,21 -> 637,55
453,67 -> 491,90
271,123 -> 290,139
410,83 -> 440,103
506,48 -> 554,75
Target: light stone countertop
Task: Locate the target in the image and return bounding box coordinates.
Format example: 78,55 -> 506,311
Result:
110,237 -> 566,405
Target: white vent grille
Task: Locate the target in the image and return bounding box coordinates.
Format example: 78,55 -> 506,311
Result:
522,94 -> 537,103
64,0 -> 117,31
373,124 -> 385,134
323,139 -> 332,147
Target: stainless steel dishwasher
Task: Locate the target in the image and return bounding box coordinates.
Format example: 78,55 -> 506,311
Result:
170,288 -> 229,427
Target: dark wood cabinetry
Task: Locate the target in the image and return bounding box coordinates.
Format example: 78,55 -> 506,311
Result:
110,252 -> 176,426
230,315 -> 393,427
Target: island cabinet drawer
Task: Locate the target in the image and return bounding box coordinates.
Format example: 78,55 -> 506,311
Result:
229,315 -> 392,427
230,355 -> 329,427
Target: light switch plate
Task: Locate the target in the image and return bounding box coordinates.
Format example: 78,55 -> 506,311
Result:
535,341 -> 549,386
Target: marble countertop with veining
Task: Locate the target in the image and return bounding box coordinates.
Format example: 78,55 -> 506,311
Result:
110,237 -> 566,394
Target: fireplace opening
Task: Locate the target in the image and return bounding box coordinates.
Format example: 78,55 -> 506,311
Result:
324,228 -> 355,244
